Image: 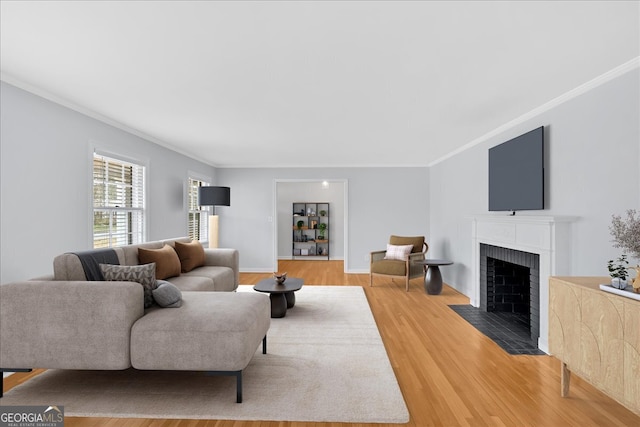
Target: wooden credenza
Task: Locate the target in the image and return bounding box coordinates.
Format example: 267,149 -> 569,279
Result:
549,276 -> 640,415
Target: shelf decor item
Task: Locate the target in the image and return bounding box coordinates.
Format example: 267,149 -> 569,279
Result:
609,209 -> 640,292
628,265 -> 640,293
273,272 -> 287,285
607,255 -> 629,289
318,223 -> 327,240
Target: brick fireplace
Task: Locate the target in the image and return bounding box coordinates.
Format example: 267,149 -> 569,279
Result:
480,244 -> 540,343
471,215 -> 574,353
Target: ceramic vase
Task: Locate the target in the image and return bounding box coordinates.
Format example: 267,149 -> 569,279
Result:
611,278 -> 627,290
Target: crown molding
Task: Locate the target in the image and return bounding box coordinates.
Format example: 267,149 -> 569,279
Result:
428,56 -> 640,167
3,56 -> 638,171
0,72 -> 220,168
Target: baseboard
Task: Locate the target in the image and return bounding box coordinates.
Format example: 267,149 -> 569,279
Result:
240,268 -> 274,273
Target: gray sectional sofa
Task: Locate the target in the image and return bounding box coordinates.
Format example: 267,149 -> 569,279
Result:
0,237 -> 271,403
53,236 -> 239,291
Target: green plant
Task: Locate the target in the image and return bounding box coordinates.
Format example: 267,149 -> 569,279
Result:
296,220 -> 305,230
318,223 -> 327,239
607,254 -> 629,280
319,210 -> 327,216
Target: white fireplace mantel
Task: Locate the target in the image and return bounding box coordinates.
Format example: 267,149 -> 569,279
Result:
471,215 -> 576,353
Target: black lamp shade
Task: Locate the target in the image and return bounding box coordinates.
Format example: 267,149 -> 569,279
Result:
198,186 -> 230,206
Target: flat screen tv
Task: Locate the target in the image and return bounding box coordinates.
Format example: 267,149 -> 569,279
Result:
488,126 -> 544,212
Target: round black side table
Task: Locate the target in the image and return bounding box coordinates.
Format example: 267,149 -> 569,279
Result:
413,259 -> 453,295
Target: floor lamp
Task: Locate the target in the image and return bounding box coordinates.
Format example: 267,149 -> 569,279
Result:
198,186 -> 231,248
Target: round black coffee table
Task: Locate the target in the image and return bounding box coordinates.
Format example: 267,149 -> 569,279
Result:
413,259 -> 453,295
253,277 -> 304,318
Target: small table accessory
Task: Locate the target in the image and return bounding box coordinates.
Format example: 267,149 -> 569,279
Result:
273,272 -> 287,285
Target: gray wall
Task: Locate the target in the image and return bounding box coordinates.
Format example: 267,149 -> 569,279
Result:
216,167 -> 429,273
0,82 -> 216,283
429,68 -> 640,297
6,67 -> 634,288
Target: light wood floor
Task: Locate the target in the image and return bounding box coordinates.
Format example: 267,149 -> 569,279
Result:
4,260 -> 640,427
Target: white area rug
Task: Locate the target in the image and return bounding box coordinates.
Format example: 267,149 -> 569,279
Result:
1,286 -> 409,423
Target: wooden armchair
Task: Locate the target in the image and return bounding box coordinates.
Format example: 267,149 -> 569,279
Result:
370,235 -> 428,291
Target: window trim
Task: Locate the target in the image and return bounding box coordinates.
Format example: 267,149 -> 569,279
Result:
187,171 -> 212,243
90,144 -> 149,248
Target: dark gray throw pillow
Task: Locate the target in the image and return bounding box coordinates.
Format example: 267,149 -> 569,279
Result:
152,280 -> 183,308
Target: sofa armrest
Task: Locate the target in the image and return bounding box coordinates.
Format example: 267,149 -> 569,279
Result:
0,281 -> 144,370
203,248 -> 239,287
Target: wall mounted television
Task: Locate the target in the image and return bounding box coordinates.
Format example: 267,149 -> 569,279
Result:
488,126 -> 544,212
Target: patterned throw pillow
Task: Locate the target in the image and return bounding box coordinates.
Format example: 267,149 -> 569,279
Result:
100,263 -> 157,308
384,244 -> 414,261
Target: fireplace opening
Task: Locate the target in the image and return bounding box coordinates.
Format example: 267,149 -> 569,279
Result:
486,257 -> 531,333
479,244 -> 540,343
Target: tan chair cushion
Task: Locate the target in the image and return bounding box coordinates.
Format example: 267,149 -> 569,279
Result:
174,240 -> 206,272
371,259 -> 407,276
389,235 -> 425,253
138,245 -> 181,280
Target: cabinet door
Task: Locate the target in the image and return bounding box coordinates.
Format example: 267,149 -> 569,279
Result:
580,291 -> 624,396
549,280 -> 581,366
623,300 -> 640,412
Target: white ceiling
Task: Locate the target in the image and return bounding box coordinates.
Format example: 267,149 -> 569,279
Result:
1,1 -> 638,168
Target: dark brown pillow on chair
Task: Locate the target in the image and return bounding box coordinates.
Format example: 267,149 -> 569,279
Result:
174,240 -> 206,273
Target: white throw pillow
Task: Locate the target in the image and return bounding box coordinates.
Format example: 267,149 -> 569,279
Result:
384,244 -> 413,261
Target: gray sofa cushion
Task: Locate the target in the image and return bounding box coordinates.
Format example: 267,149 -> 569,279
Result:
131,292 -> 270,371
165,274 -> 214,291
152,280 -> 182,308
182,266 -> 236,291
100,263 -> 157,308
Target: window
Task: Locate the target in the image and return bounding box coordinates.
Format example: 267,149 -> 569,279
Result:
188,177 -> 210,241
93,153 -> 145,248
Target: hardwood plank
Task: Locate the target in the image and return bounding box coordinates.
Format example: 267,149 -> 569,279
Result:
4,260 -> 639,426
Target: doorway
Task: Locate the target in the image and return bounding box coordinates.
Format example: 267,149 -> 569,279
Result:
273,179 -> 348,273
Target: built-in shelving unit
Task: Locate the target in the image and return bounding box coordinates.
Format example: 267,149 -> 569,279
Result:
292,202 -> 329,260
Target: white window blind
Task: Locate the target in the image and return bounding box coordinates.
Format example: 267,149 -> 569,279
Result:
188,177 -> 209,241
93,153 -> 145,248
